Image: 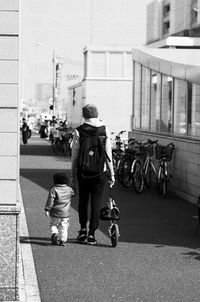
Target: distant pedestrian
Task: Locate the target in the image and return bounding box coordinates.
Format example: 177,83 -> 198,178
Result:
21,117 -> 29,144
44,172 -> 75,246
70,104 -> 115,245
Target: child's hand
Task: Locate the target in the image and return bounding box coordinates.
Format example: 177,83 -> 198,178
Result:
45,211 -> 49,217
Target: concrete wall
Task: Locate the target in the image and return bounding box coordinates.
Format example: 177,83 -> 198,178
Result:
146,0 -> 162,44
84,79 -> 132,133
68,46 -> 133,133
0,0 -> 20,301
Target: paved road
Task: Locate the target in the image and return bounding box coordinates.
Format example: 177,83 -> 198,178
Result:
20,134 -> 200,302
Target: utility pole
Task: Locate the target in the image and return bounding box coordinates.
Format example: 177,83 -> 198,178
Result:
52,52 -> 82,120
52,50 -> 56,118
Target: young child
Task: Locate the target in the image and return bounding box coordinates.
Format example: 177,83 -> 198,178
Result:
45,172 -> 75,246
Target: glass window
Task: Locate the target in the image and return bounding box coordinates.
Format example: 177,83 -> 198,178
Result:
160,75 -> 173,134
134,63 -> 141,129
141,67 -> 150,130
174,79 -> 187,135
150,72 -> 161,132
189,83 -> 200,137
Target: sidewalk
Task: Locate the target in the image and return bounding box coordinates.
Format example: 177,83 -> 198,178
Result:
19,186 -> 41,302
18,135 -> 200,302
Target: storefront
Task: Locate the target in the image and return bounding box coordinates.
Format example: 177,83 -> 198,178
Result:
130,47 -> 200,203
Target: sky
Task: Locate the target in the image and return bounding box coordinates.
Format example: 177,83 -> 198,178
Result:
20,0 -> 152,102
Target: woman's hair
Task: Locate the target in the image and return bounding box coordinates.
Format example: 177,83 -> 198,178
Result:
82,104 -> 98,119
53,172 -> 68,185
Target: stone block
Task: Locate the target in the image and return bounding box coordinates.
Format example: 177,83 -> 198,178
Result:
0,109 -> 18,132
0,61 -> 18,84
0,37 -> 18,60
0,157 -> 17,179
0,133 -> 18,155
0,180 -> 17,205
0,0 -> 19,11
0,84 -> 18,107
0,11 -> 18,35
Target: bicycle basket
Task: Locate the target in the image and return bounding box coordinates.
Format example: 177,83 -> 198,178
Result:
100,202 -> 120,221
155,145 -> 174,161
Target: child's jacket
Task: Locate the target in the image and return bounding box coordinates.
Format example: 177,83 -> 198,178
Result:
45,184 -> 74,218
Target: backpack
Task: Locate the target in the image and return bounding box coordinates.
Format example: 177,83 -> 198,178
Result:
77,124 -> 109,179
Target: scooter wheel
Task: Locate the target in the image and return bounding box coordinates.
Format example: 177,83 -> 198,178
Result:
111,223 -> 119,247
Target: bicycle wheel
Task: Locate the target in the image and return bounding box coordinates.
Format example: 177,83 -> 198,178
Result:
132,159 -> 144,193
52,138 -> 63,156
119,156 -> 133,188
111,223 -> 119,247
157,165 -> 168,196
63,141 -> 71,157
112,151 -> 118,174
116,159 -> 123,183
144,161 -> 155,188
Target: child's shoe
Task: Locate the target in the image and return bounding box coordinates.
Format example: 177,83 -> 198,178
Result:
59,240 -> 66,246
51,233 -> 58,245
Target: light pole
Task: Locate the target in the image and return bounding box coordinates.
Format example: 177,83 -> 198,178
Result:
90,0 -> 93,44
52,52 -> 82,119
52,50 -> 56,118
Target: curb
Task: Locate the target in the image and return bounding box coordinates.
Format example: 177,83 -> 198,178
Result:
18,185 -> 41,302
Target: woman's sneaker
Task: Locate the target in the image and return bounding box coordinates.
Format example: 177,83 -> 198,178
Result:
76,229 -> 87,242
87,235 -> 97,245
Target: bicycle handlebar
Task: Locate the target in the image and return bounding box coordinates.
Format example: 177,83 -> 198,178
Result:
167,142 -> 175,149
155,141 -> 175,149
136,139 -> 158,147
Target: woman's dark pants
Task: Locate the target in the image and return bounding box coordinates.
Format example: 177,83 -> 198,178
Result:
78,172 -> 107,236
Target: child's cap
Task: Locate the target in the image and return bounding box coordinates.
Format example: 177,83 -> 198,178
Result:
53,172 -> 68,185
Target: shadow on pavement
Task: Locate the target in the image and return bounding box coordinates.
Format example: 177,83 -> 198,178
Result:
20,235 -> 112,248
20,166 -> 200,250
181,251 -> 200,261
20,236 -> 52,246
20,144 -> 54,156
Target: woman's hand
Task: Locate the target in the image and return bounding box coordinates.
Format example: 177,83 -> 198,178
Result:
108,175 -> 115,188
45,211 -> 49,217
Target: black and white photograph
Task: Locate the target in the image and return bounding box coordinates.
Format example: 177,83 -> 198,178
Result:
1,0 -> 200,301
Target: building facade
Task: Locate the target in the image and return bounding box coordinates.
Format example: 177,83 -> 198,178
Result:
130,47 -> 200,204
0,0 -> 20,301
68,45 -> 132,133
147,0 -> 200,47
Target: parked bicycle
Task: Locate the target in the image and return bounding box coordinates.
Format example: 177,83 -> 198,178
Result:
138,139 -> 158,189
117,138 -> 144,192
51,127 -> 72,157
111,130 -> 127,174
155,142 -> 175,196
